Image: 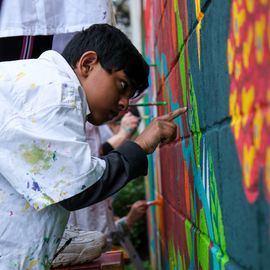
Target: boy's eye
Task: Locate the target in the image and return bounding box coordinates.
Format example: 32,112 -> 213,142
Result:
119,80 -> 135,98
120,81 -> 127,90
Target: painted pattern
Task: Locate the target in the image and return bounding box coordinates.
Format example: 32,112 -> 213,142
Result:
228,0 -> 270,204
144,0 -> 270,269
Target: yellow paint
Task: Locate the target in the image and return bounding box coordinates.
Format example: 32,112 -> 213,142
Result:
243,144 -> 255,189
33,203 -> 40,210
195,0 -> 204,68
16,71 -> 26,81
173,0 -> 178,11
233,2 -> 246,47
243,26 -> 253,69
265,148 -> 270,196
26,259 -> 38,270
24,201 -> 31,211
31,114 -> 37,124
267,89 -> 270,126
255,15 -> 266,64
246,0 -> 255,13
235,60 -> 242,80
260,0 -> 268,5
31,83 -> 37,90
241,85 -> 254,126
268,8 -> 270,50
265,147 -> 270,186
253,104 -> 263,150
230,89 -> 241,139
227,40 -> 235,75
267,89 -> 270,103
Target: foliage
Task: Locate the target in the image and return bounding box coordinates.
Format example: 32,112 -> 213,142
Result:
124,260 -> 152,270
112,176 -> 149,259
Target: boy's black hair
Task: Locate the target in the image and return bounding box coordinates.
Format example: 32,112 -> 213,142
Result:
62,24 -> 149,97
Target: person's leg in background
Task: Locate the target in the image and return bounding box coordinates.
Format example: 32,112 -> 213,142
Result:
0,35 -> 53,60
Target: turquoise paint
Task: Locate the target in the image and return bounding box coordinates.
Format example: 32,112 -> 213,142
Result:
151,49 -> 224,267
154,46 -> 215,242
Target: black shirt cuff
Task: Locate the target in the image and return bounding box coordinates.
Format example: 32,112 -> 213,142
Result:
101,142 -> 114,155
114,140 -> 148,179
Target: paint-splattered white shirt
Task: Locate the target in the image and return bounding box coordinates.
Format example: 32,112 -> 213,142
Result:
0,50 -> 106,269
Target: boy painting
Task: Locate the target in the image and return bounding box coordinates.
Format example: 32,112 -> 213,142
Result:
0,24 -> 186,269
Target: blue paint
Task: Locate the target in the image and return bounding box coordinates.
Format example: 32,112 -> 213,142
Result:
32,181 -> 41,192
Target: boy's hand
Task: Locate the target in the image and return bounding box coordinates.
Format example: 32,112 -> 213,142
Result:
134,107 -> 187,154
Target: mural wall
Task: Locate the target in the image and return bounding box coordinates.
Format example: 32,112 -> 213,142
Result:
143,0 -> 270,269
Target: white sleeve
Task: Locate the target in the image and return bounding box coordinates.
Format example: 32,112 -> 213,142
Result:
0,103 -> 106,210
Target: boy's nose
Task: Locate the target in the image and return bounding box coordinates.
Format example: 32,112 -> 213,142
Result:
118,96 -> 129,111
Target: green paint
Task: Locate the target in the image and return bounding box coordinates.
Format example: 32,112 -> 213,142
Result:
42,160 -> 51,171
41,255 -> 51,270
198,209 -> 209,270
174,0 -> 187,106
177,250 -> 185,270
173,0 -> 178,13
22,144 -> 46,165
189,73 -> 201,134
176,15 -> 187,107
20,144 -> 56,173
184,219 -> 192,259
209,153 -> 227,252
168,239 -> 177,270
43,237 -> 49,244
129,101 -> 168,107
182,254 -> 187,270
52,151 -> 57,161
209,152 -> 229,269
221,253 -> 230,270
41,194 -> 55,205
174,1 -> 183,52
180,52 -> 187,107
199,206 -> 208,236
189,73 -> 201,167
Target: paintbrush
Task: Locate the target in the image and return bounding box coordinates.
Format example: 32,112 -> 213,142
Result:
129,101 -> 168,107
147,200 -> 161,206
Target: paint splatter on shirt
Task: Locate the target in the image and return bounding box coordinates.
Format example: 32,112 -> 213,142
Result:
0,51 -> 106,269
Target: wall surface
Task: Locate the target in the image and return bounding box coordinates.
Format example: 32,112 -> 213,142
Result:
143,0 -> 270,269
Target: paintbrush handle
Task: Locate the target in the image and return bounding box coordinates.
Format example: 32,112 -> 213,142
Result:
129,101 -> 167,107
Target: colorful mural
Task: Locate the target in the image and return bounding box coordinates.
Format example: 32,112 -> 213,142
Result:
228,0 -> 270,204
143,0 -> 270,269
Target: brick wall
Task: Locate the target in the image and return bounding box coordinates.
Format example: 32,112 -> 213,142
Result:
143,1 -> 270,269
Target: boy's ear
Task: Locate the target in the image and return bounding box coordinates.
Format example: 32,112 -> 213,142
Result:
76,51 -> 98,77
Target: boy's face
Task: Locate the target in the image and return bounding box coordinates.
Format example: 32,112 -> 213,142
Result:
74,51 -> 135,125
